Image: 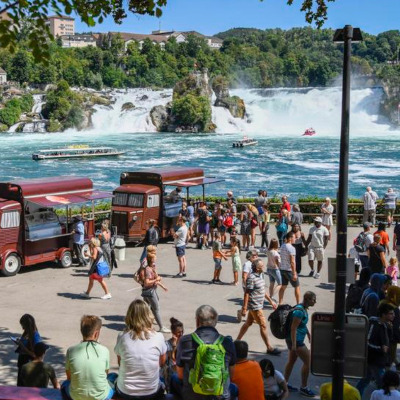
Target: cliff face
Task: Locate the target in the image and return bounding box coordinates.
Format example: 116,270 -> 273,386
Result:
212,75 -> 246,119
381,80 -> 400,125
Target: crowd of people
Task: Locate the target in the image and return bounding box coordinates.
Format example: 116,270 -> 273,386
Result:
7,186 -> 400,400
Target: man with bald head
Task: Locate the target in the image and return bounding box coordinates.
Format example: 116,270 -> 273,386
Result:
363,186 -> 378,227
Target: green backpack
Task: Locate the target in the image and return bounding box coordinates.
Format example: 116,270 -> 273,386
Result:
189,333 -> 228,396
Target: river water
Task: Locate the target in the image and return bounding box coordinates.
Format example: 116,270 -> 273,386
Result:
1,87 -> 399,200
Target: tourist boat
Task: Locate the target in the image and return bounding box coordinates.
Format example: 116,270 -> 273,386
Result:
302,128 -> 316,136
32,146 -> 125,160
232,136 -> 258,148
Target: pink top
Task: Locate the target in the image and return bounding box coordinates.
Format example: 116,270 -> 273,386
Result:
387,264 -> 398,282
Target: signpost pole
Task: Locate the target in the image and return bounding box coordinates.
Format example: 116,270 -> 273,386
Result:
332,25 -> 353,400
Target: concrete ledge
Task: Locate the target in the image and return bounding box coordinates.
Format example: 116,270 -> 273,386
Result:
0,386 -> 61,400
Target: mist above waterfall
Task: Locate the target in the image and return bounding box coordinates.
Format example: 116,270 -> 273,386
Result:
86,86 -> 395,137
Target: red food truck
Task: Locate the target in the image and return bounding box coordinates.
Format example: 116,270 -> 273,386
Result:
111,167 -> 222,242
0,176 -> 111,276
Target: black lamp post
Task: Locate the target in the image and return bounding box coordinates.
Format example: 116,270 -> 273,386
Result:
332,25 -> 363,400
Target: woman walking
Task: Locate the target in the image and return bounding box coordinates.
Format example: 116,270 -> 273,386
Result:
228,237 -> 242,285
16,314 -> 43,386
240,205 -> 252,250
80,238 -> 111,300
98,221 -> 112,269
266,238 -> 282,299
260,204 -> 270,251
114,299 -> 167,399
291,223 -> 306,274
276,209 -> 289,247
321,198 -> 334,241
141,252 -> 170,333
140,219 -> 159,262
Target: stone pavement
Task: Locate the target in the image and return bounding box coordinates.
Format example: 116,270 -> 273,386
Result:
0,224 -> 393,398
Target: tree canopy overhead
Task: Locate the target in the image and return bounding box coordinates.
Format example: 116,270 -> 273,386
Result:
0,0 -> 334,61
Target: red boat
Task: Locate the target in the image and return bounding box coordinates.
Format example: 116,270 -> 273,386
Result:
303,128 -> 316,136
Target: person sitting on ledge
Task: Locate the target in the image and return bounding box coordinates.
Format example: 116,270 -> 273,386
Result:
61,315 -> 115,400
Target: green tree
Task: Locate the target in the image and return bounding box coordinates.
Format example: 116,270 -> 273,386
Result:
172,94 -> 211,129
9,50 -> 33,84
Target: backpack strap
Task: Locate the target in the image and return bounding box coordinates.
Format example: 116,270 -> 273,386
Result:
213,335 -> 224,346
191,332 -> 205,346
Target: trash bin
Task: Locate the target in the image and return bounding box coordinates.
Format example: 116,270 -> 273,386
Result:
114,237 -> 126,261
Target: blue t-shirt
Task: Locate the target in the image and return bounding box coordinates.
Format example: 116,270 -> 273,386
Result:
292,305 -> 308,343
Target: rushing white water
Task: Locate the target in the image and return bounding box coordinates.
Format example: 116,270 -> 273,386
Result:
84,86 -> 397,137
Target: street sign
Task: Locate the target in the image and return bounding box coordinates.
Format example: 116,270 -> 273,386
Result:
311,312 -> 368,378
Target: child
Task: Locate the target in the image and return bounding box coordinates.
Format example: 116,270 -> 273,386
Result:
387,257 -> 399,286
212,232 -> 228,284
227,237 -> 242,285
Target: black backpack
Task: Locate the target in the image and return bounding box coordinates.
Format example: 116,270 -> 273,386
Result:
354,232 -> 368,253
345,283 -> 365,313
268,304 -> 305,339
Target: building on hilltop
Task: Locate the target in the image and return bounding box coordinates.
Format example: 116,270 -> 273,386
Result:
0,68 -> 7,84
102,30 -> 223,52
61,34 -> 97,48
46,15 -> 75,37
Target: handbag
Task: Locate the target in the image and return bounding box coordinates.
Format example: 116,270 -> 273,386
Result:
96,260 -> 110,277
300,246 -> 308,257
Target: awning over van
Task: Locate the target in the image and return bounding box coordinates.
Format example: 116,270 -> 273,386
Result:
165,177 -> 224,187
25,190 -> 112,207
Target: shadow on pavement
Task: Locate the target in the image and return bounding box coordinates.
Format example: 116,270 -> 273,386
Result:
182,279 -> 215,285
101,315 -> 125,332
218,314 -> 239,324
57,292 -> 88,300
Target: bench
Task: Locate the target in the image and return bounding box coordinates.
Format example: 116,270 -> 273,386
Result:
0,386 -> 62,400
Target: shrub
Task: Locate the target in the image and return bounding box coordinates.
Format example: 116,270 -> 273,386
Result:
172,94 -> 211,129
0,106 -> 20,126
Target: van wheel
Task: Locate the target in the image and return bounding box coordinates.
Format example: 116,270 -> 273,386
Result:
1,253 -> 21,277
82,244 -> 90,263
60,251 -> 73,268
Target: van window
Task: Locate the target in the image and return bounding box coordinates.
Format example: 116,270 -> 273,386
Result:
1,211 -> 20,228
147,194 -> 160,208
113,192 -> 128,206
128,194 -> 144,208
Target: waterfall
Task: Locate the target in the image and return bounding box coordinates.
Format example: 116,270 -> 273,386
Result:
71,86 -> 396,137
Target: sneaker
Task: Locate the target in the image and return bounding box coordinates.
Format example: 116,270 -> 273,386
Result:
101,293 -> 112,300
201,246 -> 206,250
211,279 -> 216,284
174,273 -> 183,278
314,273 -> 320,279
308,270 -> 315,277
215,279 -> 222,283
300,387 -> 316,397
237,309 -> 243,323
266,348 -> 281,356
182,273 -> 187,277
159,327 -> 171,333
287,384 -> 299,392
80,292 -> 90,298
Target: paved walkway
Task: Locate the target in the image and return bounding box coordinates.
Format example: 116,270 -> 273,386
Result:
0,224 -> 393,398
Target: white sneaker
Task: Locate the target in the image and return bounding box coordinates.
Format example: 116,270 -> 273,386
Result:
101,293 -> 112,300
159,327 -> 171,333
80,292 -> 90,298
314,273 -> 320,279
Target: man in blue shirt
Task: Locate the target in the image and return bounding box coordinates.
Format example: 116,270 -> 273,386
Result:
72,216 -> 88,266
284,291 -> 317,398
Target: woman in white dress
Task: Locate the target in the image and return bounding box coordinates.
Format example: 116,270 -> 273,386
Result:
321,197 -> 334,240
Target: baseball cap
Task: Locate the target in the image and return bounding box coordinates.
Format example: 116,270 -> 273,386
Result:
363,222 -> 372,229
314,217 -> 323,223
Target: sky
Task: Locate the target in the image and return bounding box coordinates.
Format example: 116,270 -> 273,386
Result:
73,0 -> 400,36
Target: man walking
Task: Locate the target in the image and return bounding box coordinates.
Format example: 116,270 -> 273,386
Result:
173,217 -> 188,277
284,291 -> 317,397
175,305 -> 237,400
383,188 -> 397,227
306,217 -> 329,279
355,222 -> 374,269
237,258 -> 281,355
279,232 -> 301,305
363,186 -> 379,227
62,315 -> 114,400
72,216 -> 88,267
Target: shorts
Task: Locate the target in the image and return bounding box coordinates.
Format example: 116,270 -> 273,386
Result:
214,258 -> 222,270
308,247 -> 325,262
218,225 -> 227,233
257,214 -> 264,223
267,268 -> 282,285
246,309 -> 267,329
281,270 -> 300,288
198,222 -> 210,235
385,209 -> 395,217
355,261 -> 361,273
176,245 -> 186,257
285,339 -> 306,351
90,273 -> 103,282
